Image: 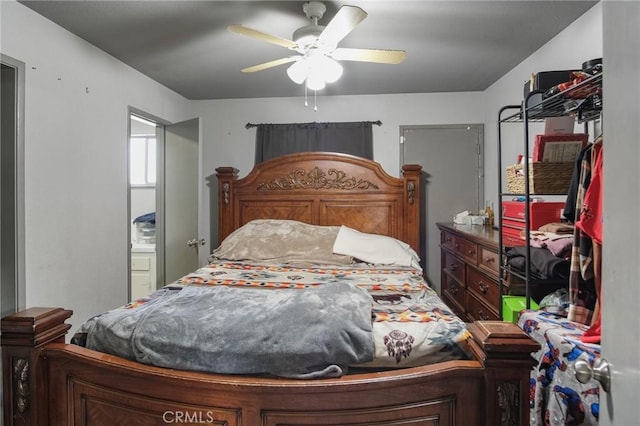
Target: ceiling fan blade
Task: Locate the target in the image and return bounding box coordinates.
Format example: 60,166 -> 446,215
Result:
332,48 -> 407,64
241,57 -> 297,73
317,5 -> 368,47
227,24 -> 297,49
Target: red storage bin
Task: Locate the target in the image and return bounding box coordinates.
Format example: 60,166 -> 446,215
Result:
501,201 -> 565,246
502,201 -> 565,228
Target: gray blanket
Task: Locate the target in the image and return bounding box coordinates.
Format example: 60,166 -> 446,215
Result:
84,282 -> 374,378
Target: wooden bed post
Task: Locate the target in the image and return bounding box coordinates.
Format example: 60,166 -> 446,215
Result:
466,321 -> 539,426
215,166 -> 239,244
2,307 -> 72,426
401,164 -> 422,255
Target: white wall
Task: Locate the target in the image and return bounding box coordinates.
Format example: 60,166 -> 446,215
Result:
483,2 -> 603,207
1,1 -> 193,333
193,91 -> 485,250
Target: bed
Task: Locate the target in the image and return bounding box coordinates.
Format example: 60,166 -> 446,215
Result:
2,152 -> 539,425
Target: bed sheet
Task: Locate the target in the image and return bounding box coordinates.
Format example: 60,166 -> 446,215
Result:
518,310 -> 600,425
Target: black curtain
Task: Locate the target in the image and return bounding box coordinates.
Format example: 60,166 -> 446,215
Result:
254,121 -> 375,164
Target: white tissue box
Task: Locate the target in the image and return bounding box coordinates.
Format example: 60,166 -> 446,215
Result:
453,211 -> 485,225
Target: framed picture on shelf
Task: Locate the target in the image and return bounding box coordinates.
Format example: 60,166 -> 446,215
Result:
532,133 -> 589,163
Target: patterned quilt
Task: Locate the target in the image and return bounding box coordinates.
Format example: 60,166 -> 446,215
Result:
77,261 -> 471,377
518,310 -> 601,425
176,261 -> 472,368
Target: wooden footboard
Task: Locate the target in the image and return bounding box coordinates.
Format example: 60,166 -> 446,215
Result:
2,308 -> 538,425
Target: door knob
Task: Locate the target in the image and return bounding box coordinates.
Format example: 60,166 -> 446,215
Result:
575,357 -> 611,392
187,238 -> 206,247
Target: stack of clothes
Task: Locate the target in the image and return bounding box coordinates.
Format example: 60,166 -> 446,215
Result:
505,222 -> 574,281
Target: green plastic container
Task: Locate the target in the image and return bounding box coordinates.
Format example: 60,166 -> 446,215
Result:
502,296 -> 539,323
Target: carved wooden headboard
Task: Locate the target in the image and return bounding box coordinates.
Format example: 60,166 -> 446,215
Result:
216,152 -> 422,255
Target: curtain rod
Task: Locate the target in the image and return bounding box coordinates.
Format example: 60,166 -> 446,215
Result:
245,120 -> 382,129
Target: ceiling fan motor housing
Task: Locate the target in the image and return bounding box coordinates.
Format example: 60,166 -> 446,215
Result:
293,25 -> 325,47
295,2 -> 327,48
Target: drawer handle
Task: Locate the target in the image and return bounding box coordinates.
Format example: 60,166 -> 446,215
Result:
478,309 -> 489,321
478,281 -> 488,294
449,263 -> 457,272
468,249 -> 475,255
450,285 -> 458,296
454,243 -> 460,249
485,257 -> 495,263
445,237 -> 453,243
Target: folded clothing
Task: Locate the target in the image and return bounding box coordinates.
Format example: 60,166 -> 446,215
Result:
538,222 -> 574,234
505,246 -> 569,280
525,231 -> 574,258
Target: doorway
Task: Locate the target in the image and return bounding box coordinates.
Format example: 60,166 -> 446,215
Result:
0,55 -> 26,317
129,113 -> 159,300
1,54 -> 26,423
127,111 -> 201,301
400,124 -> 484,293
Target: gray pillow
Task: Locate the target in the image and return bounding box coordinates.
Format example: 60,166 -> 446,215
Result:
210,219 -> 353,265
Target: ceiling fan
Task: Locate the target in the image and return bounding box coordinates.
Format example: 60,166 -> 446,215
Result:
227,1 -> 406,91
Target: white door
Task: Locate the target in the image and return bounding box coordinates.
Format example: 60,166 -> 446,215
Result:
158,118 -> 201,285
401,125 -> 484,293
599,2 -> 640,424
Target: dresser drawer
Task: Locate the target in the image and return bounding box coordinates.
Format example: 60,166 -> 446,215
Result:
454,237 -> 478,264
467,267 -> 500,309
478,247 -> 500,276
442,273 -> 466,311
442,231 -> 478,264
466,293 -> 501,321
441,231 -> 456,252
443,251 -> 465,284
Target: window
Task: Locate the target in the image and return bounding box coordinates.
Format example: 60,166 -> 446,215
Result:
130,135 -> 156,185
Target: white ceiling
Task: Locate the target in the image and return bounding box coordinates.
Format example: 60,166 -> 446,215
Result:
18,1 -> 598,100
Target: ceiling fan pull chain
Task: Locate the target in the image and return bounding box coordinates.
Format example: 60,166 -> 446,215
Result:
304,84 -> 309,107
314,90 -> 318,112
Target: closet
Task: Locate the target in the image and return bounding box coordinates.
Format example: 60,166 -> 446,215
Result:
496,70 -> 603,316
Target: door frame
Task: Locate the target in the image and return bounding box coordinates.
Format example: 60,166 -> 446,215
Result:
1,54 -> 26,316
399,123 -> 485,291
399,124 -> 485,212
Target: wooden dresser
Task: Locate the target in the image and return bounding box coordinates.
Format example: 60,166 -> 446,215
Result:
437,222 -> 502,322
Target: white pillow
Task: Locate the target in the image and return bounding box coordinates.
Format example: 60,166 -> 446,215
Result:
332,226 -> 422,271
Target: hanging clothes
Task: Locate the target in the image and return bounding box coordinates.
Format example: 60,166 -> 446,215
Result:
575,141 -> 603,343
565,142 -> 599,326
576,142 -> 603,245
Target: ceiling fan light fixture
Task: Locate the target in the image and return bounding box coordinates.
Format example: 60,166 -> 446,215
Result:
286,60 -> 308,84
317,56 -> 343,83
287,55 -> 342,89
306,72 -> 326,91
